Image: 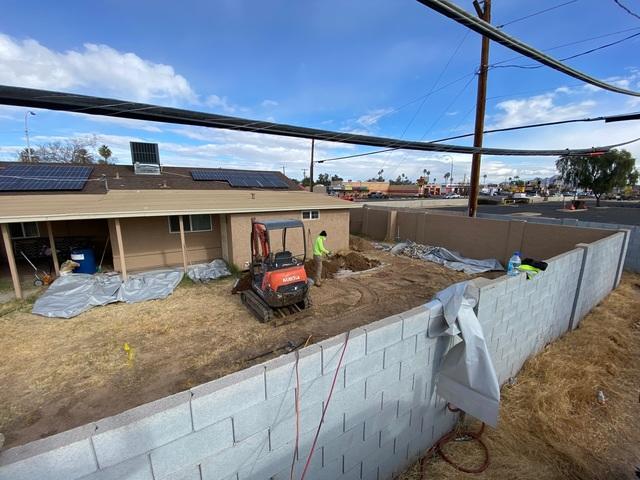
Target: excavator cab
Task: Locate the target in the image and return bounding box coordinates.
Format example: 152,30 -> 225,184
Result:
241,218 -> 311,322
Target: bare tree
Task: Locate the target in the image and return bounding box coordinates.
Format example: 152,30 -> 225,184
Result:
19,135 -> 99,164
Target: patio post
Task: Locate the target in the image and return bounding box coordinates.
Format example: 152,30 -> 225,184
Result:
1,223 -> 23,299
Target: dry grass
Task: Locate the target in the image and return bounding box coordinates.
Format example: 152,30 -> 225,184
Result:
400,273 -> 640,480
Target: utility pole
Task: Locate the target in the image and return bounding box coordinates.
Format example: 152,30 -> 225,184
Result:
282,164 -> 286,175
309,138 -> 315,192
468,0 -> 491,217
24,111 -> 36,162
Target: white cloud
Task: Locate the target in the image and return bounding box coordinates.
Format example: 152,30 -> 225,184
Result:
356,108 -> 393,127
0,33 -> 196,103
205,95 -> 237,113
490,92 -> 596,129
261,99 -> 279,108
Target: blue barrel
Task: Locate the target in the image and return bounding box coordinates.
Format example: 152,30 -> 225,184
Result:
71,248 -> 96,274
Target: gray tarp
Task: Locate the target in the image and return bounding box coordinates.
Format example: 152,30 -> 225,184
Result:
391,241 -> 503,274
186,259 -> 231,283
433,281 -> 500,427
32,269 -> 183,319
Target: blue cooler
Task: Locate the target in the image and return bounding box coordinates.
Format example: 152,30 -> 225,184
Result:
71,248 -> 97,274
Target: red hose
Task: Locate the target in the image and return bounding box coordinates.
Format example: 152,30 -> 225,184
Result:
421,414 -> 490,477
300,332 -> 350,480
289,351 -> 301,480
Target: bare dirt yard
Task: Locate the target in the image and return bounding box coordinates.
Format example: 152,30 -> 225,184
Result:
0,236 -> 498,448
400,272 -> 640,480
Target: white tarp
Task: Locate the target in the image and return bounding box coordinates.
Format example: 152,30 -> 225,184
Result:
186,259 -> 231,283
433,281 -> 500,427
390,241 -> 503,274
32,269 -> 183,319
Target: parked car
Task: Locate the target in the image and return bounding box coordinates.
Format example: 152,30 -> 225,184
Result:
444,193 -> 461,199
368,192 -> 388,199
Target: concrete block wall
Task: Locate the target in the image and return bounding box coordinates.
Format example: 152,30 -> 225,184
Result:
572,232 -> 626,324
1,229 -> 628,480
476,249 -> 584,384
478,213 -> 640,273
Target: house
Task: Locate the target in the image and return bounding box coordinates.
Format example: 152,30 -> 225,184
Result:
0,147 -> 358,299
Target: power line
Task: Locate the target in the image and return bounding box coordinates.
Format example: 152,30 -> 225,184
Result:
316,111 -> 640,163
492,26 -> 640,67
0,85 -> 631,158
492,31 -> 640,70
613,0 -> 640,21
415,0 -> 640,96
496,0 -> 578,29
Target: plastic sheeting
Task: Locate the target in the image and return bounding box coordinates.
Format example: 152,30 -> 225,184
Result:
391,241 -> 503,274
433,281 -> 500,427
186,259 -> 231,283
32,269 -> 183,319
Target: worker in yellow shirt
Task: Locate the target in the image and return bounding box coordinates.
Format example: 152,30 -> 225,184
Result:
313,230 -> 331,287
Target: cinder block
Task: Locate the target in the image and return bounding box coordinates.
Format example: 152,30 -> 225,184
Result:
343,430 -> 381,473
150,417 -> 233,479
233,391 -> 295,442
400,306 -> 430,339
268,400 -> 324,452
383,337 -> 417,368
364,400 -> 397,439
322,423 -> 364,468
365,363 -> 400,398
92,391 -> 192,469
0,423 -> 97,480
157,464 -> 201,480
264,344 -> 323,398
236,435 -> 294,480
365,316 -> 403,355
321,329 -> 367,375
191,365 -> 266,430
78,455 -> 153,480
200,430 -> 270,480
344,350 -> 384,387
380,411 -> 412,447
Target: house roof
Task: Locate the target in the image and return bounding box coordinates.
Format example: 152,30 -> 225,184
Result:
0,162 -> 302,194
0,189 -> 359,223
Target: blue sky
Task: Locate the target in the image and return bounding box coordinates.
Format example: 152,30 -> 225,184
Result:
1,0 -> 639,183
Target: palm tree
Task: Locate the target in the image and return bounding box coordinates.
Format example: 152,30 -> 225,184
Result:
426,170 -> 431,183
483,173 -> 487,186
444,172 -> 451,185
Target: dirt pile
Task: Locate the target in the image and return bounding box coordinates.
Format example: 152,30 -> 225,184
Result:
305,252 -> 380,279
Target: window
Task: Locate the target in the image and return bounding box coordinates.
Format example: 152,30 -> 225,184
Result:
9,222 -> 40,239
302,210 -> 320,220
168,214 -> 212,233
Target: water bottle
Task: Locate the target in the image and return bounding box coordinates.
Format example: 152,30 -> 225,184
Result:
507,251 -> 521,276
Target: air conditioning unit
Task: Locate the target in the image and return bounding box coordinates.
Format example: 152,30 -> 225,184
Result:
134,162 -> 161,175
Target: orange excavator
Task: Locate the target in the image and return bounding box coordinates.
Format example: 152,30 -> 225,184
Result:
240,218 -> 311,322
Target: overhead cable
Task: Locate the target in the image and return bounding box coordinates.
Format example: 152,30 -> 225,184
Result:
495,0 -> 578,29
492,31 -> 640,70
1,85 -> 627,158
316,112 -> 640,163
415,0 -> 640,96
613,0 -> 640,21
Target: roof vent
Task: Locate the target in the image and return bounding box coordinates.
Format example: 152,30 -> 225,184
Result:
130,141 -> 161,175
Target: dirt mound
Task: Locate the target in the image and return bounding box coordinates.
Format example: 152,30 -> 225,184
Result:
231,274 -> 251,293
306,252 -> 380,279
349,235 -> 373,252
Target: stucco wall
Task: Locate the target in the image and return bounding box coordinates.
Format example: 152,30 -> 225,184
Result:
227,209 -> 350,269
110,216 -> 222,272
356,207 -> 614,265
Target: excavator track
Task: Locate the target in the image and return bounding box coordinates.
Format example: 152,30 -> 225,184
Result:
240,289 -> 274,323
241,289 -> 312,323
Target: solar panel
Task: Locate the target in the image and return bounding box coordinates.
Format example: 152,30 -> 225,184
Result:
0,164 -> 93,191
191,170 -> 290,188
130,142 -> 160,165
